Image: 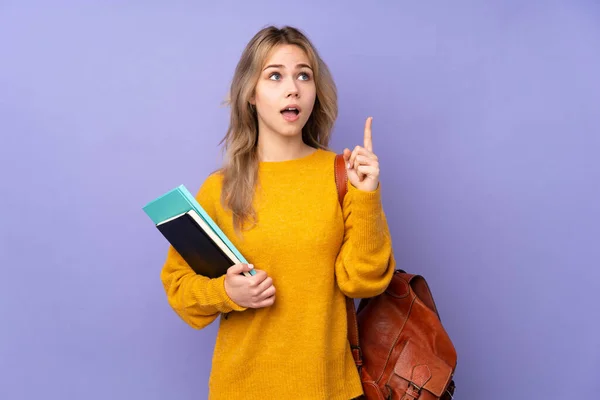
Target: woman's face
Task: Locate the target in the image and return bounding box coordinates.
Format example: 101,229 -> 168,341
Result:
251,44 -> 317,140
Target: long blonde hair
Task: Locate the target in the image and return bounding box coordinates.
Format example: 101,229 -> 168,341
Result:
219,25 -> 338,233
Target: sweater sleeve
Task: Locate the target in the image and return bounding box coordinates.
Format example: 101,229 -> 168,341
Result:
159,173 -> 247,329
335,181 -> 396,298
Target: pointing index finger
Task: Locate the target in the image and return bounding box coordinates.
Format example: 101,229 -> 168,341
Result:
364,116 -> 373,152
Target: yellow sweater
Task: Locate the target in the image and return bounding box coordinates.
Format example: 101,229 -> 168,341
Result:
160,148 -> 396,400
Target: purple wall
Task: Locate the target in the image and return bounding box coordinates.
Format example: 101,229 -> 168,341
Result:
1,2 -> 599,399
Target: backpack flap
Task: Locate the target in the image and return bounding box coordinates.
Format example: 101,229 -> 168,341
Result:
392,339 -> 454,398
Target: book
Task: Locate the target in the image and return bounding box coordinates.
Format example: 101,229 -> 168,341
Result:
143,184 -> 255,278
157,210 -> 242,278
143,184 -> 247,263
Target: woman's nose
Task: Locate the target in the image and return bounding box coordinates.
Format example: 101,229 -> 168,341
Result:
284,78 -> 299,97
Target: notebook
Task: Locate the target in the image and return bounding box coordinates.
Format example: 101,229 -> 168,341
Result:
143,184 -> 255,278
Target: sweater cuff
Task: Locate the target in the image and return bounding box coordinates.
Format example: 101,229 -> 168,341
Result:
207,275 -> 248,313
347,180 -> 382,211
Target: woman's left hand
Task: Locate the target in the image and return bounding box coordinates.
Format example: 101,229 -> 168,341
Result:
343,116 -> 380,192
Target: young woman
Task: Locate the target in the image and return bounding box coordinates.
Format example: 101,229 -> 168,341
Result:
160,25 -> 396,400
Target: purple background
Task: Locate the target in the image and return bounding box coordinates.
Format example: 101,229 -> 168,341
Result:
1,1 -> 599,399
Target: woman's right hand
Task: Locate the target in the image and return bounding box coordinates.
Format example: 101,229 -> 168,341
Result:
224,263 -> 276,308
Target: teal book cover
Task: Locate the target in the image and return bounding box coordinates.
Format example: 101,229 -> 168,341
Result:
143,184 -> 253,273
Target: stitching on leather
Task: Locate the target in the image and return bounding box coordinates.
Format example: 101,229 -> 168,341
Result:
376,292 -> 417,383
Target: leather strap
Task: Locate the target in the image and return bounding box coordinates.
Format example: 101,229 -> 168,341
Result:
404,273 -> 442,320
334,153 -> 348,206
334,153 -> 363,370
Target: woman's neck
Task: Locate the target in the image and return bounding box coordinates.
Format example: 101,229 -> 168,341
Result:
257,132 -> 314,162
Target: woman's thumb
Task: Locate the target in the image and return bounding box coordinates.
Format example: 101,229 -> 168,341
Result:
228,263 -> 253,275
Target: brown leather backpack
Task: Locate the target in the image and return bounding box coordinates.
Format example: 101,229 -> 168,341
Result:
334,154 -> 458,400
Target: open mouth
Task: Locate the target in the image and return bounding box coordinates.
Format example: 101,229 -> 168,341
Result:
280,107 -> 300,116
280,106 -> 301,122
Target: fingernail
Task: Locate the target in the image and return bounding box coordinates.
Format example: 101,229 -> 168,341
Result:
347,162 -> 350,169
248,264 -> 254,269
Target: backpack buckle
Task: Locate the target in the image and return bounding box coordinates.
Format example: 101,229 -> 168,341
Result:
399,382 -> 422,400
350,344 -> 363,357
350,345 -> 363,370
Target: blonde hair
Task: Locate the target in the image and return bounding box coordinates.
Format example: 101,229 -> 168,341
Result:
218,25 -> 338,233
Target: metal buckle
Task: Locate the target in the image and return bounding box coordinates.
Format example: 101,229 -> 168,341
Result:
350,345 -> 363,358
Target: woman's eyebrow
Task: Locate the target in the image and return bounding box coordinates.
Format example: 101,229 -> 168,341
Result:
263,63 -> 313,71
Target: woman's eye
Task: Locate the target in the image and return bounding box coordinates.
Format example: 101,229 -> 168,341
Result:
298,72 -> 311,81
269,72 -> 281,81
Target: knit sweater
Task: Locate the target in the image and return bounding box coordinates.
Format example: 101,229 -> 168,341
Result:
160,148 -> 396,400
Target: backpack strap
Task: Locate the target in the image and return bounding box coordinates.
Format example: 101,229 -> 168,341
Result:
334,153 -> 348,206
334,153 -> 363,371
405,273 -> 442,321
